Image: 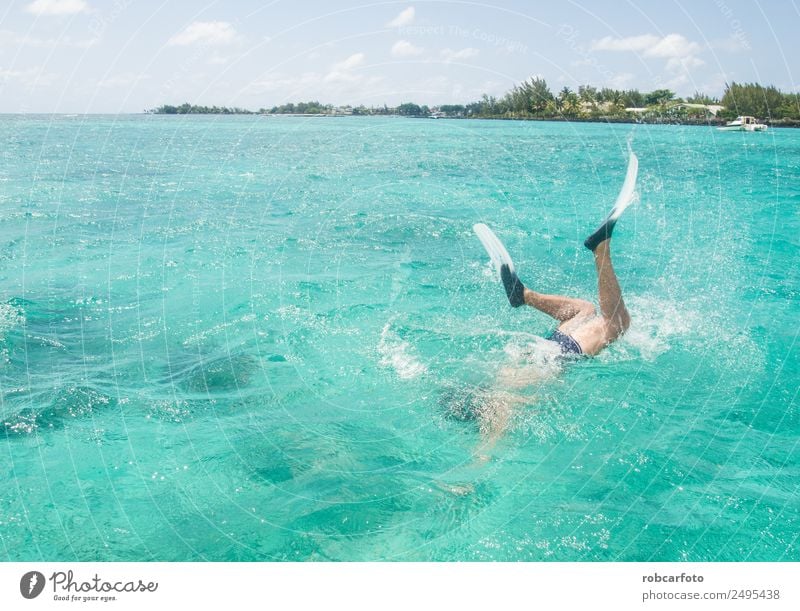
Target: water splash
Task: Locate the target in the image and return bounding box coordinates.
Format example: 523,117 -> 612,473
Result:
0,300 -> 25,365
612,295 -> 702,361
378,322 -> 427,379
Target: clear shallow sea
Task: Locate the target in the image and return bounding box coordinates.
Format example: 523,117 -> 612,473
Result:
0,115 -> 797,561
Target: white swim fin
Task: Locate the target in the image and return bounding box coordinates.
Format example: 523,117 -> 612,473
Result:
584,150 -> 638,251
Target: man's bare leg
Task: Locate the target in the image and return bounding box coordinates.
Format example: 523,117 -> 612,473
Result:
523,289 -> 595,322
573,173 -> 635,353
570,237 -> 631,355
593,239 -> 630,335
501,263 -> 595,322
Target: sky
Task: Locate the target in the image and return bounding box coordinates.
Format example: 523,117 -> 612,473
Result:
0,0 -> 798,112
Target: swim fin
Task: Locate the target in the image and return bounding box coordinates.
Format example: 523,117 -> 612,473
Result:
500,264 -> 526,307
473,223 -> 526,307
584,151 -> 638,251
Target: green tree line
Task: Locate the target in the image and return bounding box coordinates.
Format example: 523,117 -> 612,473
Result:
461,79 -> 683,119
149,103 -> 253,114
463,79 -> 800,121
150,81 -> 800,122
262,101 -> 332,114
720,82 -> 800,119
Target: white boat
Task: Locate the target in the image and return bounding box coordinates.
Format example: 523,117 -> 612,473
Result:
717,115 -> 767,131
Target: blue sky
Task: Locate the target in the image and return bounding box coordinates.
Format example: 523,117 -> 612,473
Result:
0,0 -> 798,112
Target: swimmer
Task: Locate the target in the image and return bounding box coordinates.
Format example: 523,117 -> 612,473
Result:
495,151 -> 637,357
499,233 -> 629,357
463,153 -> 638,461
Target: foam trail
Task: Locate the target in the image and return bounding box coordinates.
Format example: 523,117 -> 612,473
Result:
378,322 -> 427,379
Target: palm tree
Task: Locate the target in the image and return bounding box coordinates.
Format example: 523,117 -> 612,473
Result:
557,87 -> 580,117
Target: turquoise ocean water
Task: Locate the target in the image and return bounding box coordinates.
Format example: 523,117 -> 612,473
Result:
0,115 -> 797,561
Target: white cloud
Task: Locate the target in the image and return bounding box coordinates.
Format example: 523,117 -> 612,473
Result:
591,33 -> 704,89
325,53 -> 366,83
391,40 -> 423,57
167,21 -> 240,47
646,34 -> 702,59
591,33 -> 700,59
387,7 -> 415,28
324,71 -> 358,84
25,0 -> 88,16
591,34 -> 659,53
666,56 -> 704,71
440,47 -> 479,62
0,29 -> 96,48
332,52 -> 365,71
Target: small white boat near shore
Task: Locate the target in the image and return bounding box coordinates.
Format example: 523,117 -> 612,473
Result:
717,115 -> 767,131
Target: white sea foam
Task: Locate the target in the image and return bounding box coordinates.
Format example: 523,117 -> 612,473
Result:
378,322 -> 426,379
497,335 -> 564,388
0,301 -> 24,365
0,302 -> 23,333
613,295 -> 701,361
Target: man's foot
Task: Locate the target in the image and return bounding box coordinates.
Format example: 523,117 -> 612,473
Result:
500,264 -> 526,307
583,218 -> 617,252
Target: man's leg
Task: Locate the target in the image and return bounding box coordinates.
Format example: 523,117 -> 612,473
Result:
523,289 -> 595,322
500,263 -> 595,322
593,239 -> 630,337
565,238 -> 631,355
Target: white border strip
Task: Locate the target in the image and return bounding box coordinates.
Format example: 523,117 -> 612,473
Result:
1,562 -> 797,610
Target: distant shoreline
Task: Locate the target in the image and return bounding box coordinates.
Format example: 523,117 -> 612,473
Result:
144,113 -> 800,128
5,113 -> 798,127
148,80 -> 800,127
